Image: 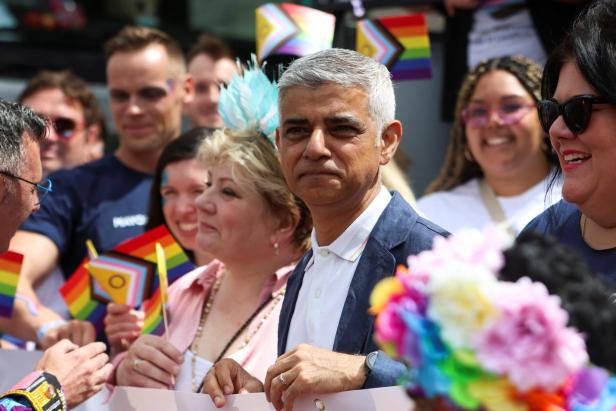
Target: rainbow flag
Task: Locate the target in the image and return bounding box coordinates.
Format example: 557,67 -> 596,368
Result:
256,3 -> 335,62
60,225 -> 194,332
59,262 -> 107,332
114,225 -> 193,289
356,13 -> 432,81
0,251 -> 24,318
142,288 -> 164,336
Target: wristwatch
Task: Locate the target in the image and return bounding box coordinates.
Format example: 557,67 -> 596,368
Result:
364,351 -> 379,375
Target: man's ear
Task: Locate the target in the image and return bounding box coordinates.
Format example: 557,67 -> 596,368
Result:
379,120 -> 402,166
85,124 -> 104,162
181,73 -> 195,105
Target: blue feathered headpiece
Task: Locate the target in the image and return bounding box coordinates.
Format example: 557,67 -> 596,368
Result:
218,56 -> 279,145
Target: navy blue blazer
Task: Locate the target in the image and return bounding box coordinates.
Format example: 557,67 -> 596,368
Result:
278,192 -> 448,388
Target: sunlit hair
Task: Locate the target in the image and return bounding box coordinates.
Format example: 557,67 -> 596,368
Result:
104,26 -> 186,75
198,129 -> 311,252
0,99 -> 47,174
426,55 -> 556,194
278,48 -> 395,140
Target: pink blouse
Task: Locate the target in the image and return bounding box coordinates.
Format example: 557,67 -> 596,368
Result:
112,260 -> 292,384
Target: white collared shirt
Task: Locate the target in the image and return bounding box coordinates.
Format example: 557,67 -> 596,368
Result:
285,187 -> 392,352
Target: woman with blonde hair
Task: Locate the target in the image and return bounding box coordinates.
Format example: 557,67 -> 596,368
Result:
418,55 -> 560,235
106,64 -> 312,392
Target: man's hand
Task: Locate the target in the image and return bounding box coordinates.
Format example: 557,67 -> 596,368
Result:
264,344 -> 367,411
115,334 -> 183,389
35,339 -> 113,408
201,359 -> 264,408
444,0 -> 481,16
104,303 -> 143,354
39,320 -> 96,349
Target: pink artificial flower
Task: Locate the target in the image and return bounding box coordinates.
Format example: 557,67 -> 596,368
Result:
408,227 -> 507,280
475,278 -> 588,392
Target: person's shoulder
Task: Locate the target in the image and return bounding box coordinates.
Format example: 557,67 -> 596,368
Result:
378,193 -> 448,250
47,155 -> 117,184
417,179 -> 480,209
522,199 -> 579,235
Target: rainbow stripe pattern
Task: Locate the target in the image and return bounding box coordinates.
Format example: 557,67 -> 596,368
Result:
142,288 -> 164,336
60,262 -> 107,332
0,251 -> 24,318
60,225 -> 194,332
356,13 -> 432,81
256,3 -> 335,62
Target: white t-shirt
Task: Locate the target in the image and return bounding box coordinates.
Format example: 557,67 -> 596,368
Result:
417,176 -> 561,234
468,3 -> 547,68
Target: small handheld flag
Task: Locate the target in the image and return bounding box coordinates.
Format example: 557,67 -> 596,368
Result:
356,13 -> 432,81
60,225 -> 195,333
0,251 -> 24,318
256,3 -> 335,62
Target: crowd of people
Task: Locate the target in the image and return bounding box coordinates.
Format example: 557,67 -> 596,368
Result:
0,0 -> 615,410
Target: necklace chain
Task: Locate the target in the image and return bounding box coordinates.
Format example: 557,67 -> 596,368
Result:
190,273 -> 224,392
190,271 -> 285,392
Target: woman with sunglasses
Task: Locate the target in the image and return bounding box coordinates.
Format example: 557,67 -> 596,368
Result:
524,0 -> 616,281
417,55 -> 560,235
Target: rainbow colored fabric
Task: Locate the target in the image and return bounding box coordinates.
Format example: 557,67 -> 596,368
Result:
142,288 -> 164,336
357,13 -> 432,81
256,3 -> 335,61
370,227 -> 616,411
0,251 -> 24,318
60,225 -> 194,332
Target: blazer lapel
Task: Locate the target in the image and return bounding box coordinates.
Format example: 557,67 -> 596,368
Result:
332,241 -> 395,354
277,250 -> 312,356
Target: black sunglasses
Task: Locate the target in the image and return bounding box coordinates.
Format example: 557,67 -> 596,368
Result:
49,117 -> 84,140
538,94 -> 608,134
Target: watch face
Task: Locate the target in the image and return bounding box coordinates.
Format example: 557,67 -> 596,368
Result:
367,351 -> 378,370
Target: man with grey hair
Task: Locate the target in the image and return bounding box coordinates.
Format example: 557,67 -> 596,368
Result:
202,48 -> 446,410
0,99 -> 113,410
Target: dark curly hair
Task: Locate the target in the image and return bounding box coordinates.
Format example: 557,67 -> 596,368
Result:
500,231 -> 616,373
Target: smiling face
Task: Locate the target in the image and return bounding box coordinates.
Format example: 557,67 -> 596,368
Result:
549,61 -> 616,217
185,54 -> 237,128
21,88 -> 92,175
107,44 -> 188,154
465,70 -> 546,182
160,158 -> 207,252
195,163 -> 279,263
276,84 -> 394,214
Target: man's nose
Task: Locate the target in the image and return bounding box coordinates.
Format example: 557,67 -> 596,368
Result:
208,85 -> 220,104
304,129 -> 330,159
126,96 -> 145,115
